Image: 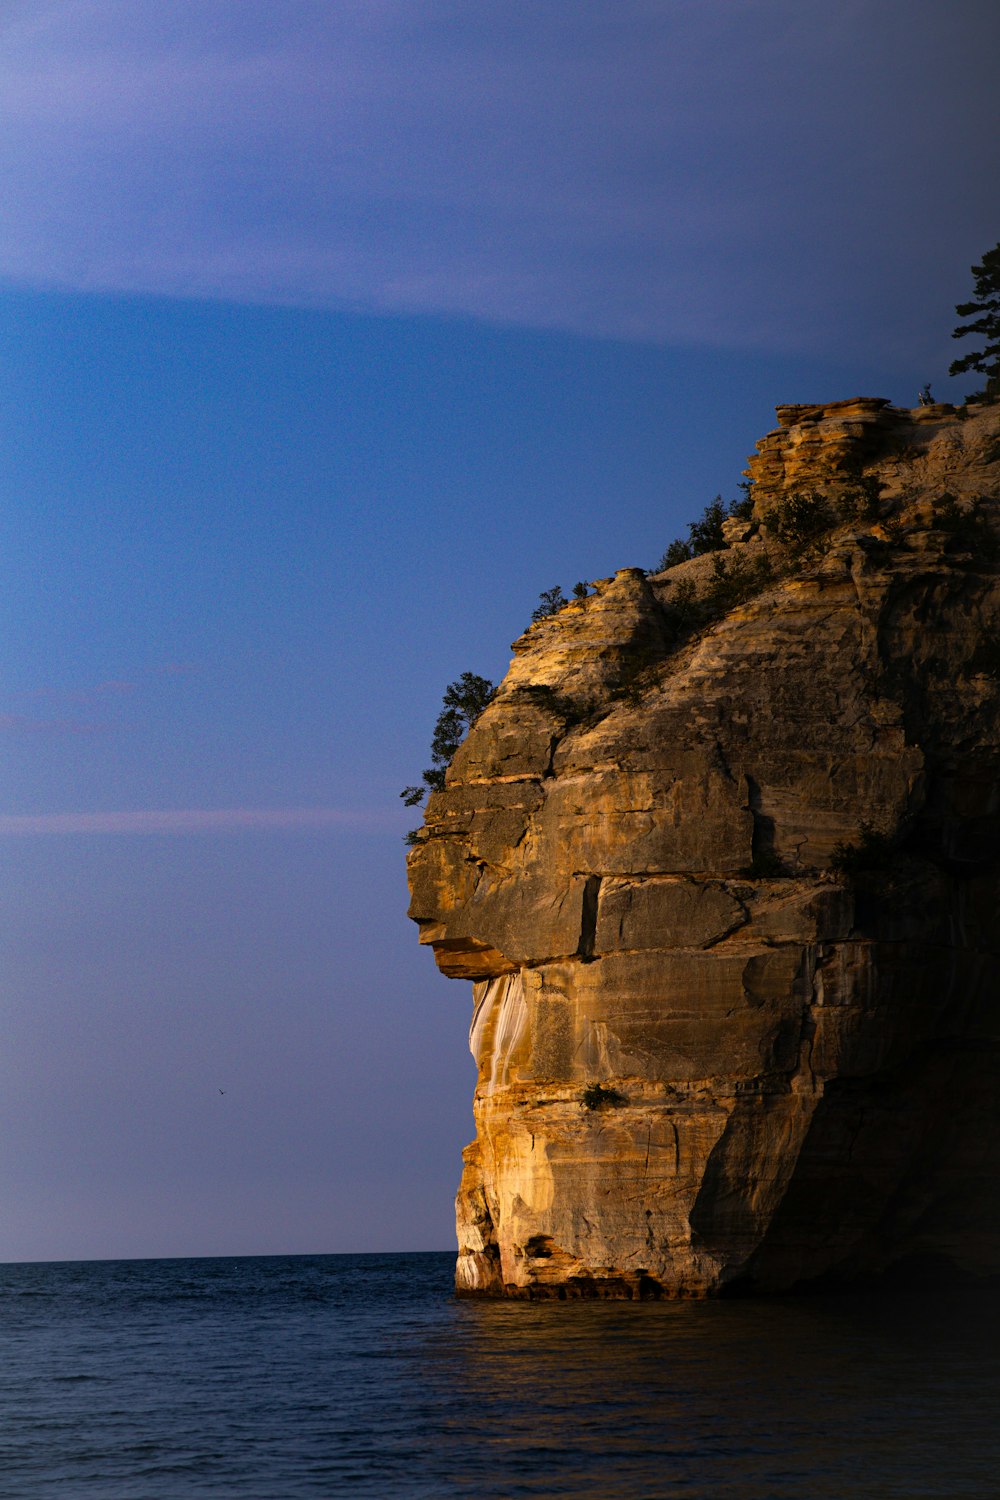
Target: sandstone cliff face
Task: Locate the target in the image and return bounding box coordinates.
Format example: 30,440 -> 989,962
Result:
407,398 -> 1000,1297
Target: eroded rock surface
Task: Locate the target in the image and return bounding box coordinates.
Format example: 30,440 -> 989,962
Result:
407,398 -> 1000,1297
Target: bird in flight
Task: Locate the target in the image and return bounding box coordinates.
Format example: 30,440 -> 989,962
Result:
219,1088 -> 225,1095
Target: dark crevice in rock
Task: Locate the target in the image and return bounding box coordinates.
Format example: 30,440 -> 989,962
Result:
743,774 -> 782,875
577,876 -> 601,962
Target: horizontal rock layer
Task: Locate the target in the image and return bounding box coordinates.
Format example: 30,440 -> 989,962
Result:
407,399 -> 1000,1297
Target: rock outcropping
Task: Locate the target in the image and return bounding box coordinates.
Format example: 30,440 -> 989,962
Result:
407,397 -> 1000,1297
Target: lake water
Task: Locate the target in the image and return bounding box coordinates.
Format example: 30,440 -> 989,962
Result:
1,1251 -> 997,1498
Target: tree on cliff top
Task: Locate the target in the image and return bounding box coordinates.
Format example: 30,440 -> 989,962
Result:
401,671 -> 496,808
950,241 -> 1000,399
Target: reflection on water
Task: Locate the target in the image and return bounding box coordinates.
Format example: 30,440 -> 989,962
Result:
0,1253 -> 997,1498
417,1283 -> 1000,1498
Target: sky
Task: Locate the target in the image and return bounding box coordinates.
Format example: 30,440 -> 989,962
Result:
1,0 -> 998,1262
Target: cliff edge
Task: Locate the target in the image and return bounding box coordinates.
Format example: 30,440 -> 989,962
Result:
407,396 -> 1000,1297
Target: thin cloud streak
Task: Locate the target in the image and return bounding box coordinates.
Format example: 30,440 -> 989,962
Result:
0,712 -> 109,736
0,0 -> 997,359
0,807 -> 396,836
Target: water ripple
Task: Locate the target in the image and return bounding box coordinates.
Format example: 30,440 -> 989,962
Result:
0,1253 -> 997,1497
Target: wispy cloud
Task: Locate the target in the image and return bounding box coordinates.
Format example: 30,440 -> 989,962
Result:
0,1 -> 996,359
0,712 -> 109,736
0,806 -> 396,836
67,681 -> 137,705
5,663 -> 197,721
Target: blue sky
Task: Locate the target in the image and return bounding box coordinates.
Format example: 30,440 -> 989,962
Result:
1,0 -> 997,1260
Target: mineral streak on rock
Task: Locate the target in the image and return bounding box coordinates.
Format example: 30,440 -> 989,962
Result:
407,398 -> 1000,1298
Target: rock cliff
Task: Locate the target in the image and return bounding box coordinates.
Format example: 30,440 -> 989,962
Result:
407,397 -> 1000,1297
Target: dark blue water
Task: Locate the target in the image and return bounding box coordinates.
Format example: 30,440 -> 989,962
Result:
1,1252 -> 998,1498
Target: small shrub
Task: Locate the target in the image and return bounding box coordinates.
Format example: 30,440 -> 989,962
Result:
688,497 -> 729,555
932,495 -> 997,557
730,481 -> 756,521
529,581 -> 591,621
829,821 -> 895,878
840,473 -> 884,521
767,491 -> 837,556
581,1082 -> 627,1110
657,491 -> 757,572
703,551 -> 773,612
659,537 -> 693,569
659,553 -> 772,645
932,494 -> 962,529
612,644 -> 662,704
403,829 -> 420,848
532,585 -> 568,620
661,576 -> 703,633
511,682 -> 584,725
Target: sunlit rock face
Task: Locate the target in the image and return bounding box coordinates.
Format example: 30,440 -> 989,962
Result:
407,399 -> 1000,1297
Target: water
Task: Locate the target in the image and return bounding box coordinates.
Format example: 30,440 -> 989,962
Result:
1,1252 -> 998,1498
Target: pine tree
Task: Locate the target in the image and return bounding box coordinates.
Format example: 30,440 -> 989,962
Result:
400,672 -> 496,809
531,585 -> 567,620
949,242 -> 1000,398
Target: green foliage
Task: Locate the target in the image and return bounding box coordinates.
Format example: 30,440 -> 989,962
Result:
932,492 -> 962,528
730,480 -> 756,520
659,552 -> 772,644
403,828 -> 420,847
532,585 -> 568,620
766,490 -> 837,556
612,644 -> 662,705
657,492 -> 757,572
442,671 -> 496,722
829,821 -> 895,878
530,582 -> 592,624
931,494 -> 997,557
840,473 -> 884,521
508,681 -> 587,729
430,706 -> 464,766
703,551 -> 773,611
661,576 -> 702,631
581,1082 -> 627,1110
688,496 -> 729,555
949,241 -> 1000,395
400,671 -> 496,808
659,537 -> 694,568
